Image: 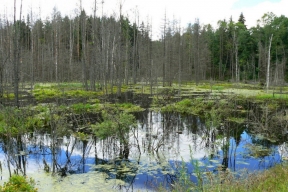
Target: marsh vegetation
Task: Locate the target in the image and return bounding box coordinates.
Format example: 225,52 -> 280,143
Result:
1,0 -> 288,190
0,82 -> 288,191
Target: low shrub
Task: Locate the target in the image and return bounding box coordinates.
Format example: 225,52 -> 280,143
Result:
0,175 -> 37,192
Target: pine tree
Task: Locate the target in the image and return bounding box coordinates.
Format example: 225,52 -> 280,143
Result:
238,12 -> 246,25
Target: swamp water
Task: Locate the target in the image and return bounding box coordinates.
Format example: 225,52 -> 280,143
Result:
0,110 -> 287,191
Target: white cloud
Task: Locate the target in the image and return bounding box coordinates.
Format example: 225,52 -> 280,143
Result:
1,0 -> 287,37
234,0 -> 288,27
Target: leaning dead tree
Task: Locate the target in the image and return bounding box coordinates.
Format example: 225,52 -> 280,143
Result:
266,34 -> 273,92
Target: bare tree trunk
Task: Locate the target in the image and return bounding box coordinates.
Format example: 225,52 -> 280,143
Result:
178,37 -> 181,96
81,11 -> 88,90
219,29 -> 223,80
149,22 -> 153,95
233,30 -> 239,82
29,11 -> 34,90
111,35 -> 116,94
0,17 -> 5,99
192,19 -> 200,85
124,32 -> 129,85
274,59 -> 278,85
258,42 -> 261,82
117,2 -> 123,96
104,30 -> 110,95
132,10 -> 138,84
69,18 -> 74,82
55,27 -> 58,82
266,34 -> 273,92
162,12 -> 167,87
90,0 -> 97,91
235,42 -> 239,82
13,0 -> 22,108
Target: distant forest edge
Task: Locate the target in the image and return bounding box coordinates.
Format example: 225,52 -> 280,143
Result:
1,5 -> 288,96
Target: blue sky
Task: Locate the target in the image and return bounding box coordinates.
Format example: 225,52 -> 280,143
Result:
232,0 -> 282,9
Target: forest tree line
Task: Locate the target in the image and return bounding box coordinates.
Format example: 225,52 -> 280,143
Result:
1,5 -> 288,97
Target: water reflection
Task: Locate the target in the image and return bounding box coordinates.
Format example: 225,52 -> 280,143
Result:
0,111 -> 285,191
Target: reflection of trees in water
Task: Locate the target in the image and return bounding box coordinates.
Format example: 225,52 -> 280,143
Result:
137,111 -> 242,166
278,142 -> 288,160
2,135 -> 28,177
136,111 -> 237,186
248,102 -> 288,144
137,111 -> 185,154
1,106 -> 286,189
93,135 -> 141,191
1,132 -> 97,178
245,102 -> 287,168
219,121 -> 246,171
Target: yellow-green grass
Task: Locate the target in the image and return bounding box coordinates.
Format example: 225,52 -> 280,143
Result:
161,163 -> 288,192
205,163 -> 288,192
29,81 -> 288,103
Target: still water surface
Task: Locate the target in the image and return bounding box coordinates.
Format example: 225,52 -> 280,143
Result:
0,111 -> 285,191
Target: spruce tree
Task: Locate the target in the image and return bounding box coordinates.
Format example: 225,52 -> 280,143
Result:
238,12 -> 246,25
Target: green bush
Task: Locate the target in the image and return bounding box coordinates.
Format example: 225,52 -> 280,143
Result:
71,103 -> 93,113
92,110 -> 136,142
0,175 -> 37,192
114,103 -> 144,112
177,99 -> 193,107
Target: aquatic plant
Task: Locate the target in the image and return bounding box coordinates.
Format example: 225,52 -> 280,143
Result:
0,107 -> 33,136
91,110 -> 136,159
92,110 -> 136,141
244,144 -> 273,158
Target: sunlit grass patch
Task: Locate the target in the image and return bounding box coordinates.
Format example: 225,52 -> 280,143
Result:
65,89 -> 99,98
34,82 -> 84,89
34,83 -> 55,88
32,88 -> 101,101
104,102 -> 144,113
253,93 -> 288,101
32,88 -> 62,101
161,98 -> 211,115
198,84 -> 226,91
2,92 -> 26,100
87,98 -> 101,103
55,82 -> 83,88
2,92 -> 15,99
205,163 -> 288,192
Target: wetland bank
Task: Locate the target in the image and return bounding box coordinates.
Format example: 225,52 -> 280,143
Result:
1,82 -> 288,191
2,1 -> 288,190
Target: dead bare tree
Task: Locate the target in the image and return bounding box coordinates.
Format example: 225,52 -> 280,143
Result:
266,34 -> 273,92
13,0 -> 23,108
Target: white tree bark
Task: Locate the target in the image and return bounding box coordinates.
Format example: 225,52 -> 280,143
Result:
266,34 -> 273,92
233,30 -> 239,82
